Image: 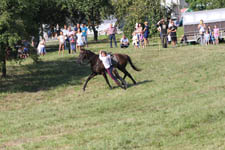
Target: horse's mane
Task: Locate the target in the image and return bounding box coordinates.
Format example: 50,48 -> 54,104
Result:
83,49 -> 97,56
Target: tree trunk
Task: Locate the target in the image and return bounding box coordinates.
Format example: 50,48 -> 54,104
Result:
40,24 -> 44,39
1,59 -> 6,78
92,25 -> 98,41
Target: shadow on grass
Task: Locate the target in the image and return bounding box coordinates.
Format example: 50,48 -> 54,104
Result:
0,57 -> 90,93
127,80 -> 153,88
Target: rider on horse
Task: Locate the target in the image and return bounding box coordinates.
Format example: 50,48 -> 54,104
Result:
99,50 -> 125,89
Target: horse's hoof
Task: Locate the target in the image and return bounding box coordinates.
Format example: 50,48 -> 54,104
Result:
120,85 -> 127,90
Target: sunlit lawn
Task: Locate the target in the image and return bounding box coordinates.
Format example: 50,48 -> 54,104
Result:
0,36 -> 225,150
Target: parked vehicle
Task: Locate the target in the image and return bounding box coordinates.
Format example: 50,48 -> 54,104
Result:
183,8 -> 225,43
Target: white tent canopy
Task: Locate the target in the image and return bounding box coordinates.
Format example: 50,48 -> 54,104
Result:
183,8 -> 225,25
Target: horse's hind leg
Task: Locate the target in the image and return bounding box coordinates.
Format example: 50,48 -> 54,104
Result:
120,68 -> 137,84
113,69 -> 127,89
102,72 -> 112,89
123,74 -> 127,80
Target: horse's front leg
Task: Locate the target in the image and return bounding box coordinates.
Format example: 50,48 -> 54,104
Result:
102,72 -> 112,89
83,72 -> 96,91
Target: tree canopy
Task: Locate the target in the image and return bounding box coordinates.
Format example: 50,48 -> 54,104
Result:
112,0 -> 163,38
0,0 -> 40,77
186,0 -> 225,10
66,0 -> 113,41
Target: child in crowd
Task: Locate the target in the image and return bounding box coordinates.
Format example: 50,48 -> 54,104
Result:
69,34 -> 76,54
139,33 -> 145,48
204,30 -> 210,45
37,38 -> 46,56
207,26 -> 213,44
211,31 -> 215,45
180,35 -> 187,45
17,46 -> 25,58
58,31 -> 65,55
22,40 -> 29,58
132,32 -> 138,48
213,25 -> 219,45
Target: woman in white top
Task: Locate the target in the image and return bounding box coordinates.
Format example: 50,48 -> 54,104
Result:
198,20 -> 206,45
76,29 -> 84,52
135,23 -> 143,47
58,31 -> 65,55
99,50 -> 123,88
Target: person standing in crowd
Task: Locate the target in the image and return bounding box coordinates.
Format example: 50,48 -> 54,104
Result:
37,38 -> 46,56
22,40 -> 29,57
207,26 -> 213,44
204,30 -> 210,45
168,21 -> 177,47
132,31 -> 138,48
198,20 -> 206,45
120,35 -> 129,48
213,25 -> 220,45
58,31 -> 65,55
81,23 -> 88,47
106,24 -> 117,48
157,18 -> 169,48
56,24 -> 60,37
76,29 -> 84,52
62,25 -> 69,52
211,31 -> 215,45
135,23 -> 143,47
74,23 -> 81,33
143,21 -> 150,48
69,34 -> 76,54
66,26 -> 74,54
168,19 -> 173,45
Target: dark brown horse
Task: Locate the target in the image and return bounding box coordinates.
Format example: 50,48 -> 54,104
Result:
77,49 -> 141,91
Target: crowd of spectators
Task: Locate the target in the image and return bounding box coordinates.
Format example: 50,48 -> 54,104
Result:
198,20 -> 220,46
56,24 -> 88,55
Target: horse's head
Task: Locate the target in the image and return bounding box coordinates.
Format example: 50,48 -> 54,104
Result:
77,49 -> 94,64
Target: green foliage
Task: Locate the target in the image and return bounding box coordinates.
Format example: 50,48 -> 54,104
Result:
112,0 -> 163,38
37,0 -> 69,27
0,0 -> 41,76
186,0 -> 225,10
66,0 -> 113,40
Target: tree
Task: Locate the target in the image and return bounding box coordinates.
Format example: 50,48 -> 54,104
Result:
36,0 -> 69,37
112,0 -> 163,38
0,0 -> 42,77
66,0 -> 113,41
186,0 -> 225,11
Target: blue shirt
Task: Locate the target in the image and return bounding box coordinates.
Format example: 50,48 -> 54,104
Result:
81,27 -> 88,36
74,27 -> 81,32
144,25 -> 149,34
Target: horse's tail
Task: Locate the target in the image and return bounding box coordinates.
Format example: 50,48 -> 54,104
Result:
127,56 -> 141,71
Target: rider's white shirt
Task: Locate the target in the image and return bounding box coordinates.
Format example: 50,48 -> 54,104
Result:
99,54 -> 112,69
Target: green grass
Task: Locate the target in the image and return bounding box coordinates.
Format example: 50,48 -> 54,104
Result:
1,38 -> 225,150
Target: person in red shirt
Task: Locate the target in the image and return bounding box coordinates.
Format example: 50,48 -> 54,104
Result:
105,24 -> 117,48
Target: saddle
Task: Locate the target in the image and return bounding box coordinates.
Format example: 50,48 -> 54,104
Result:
109,53 -> 118,66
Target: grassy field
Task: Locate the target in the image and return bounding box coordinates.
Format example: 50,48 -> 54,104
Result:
1,38 -> 225,150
